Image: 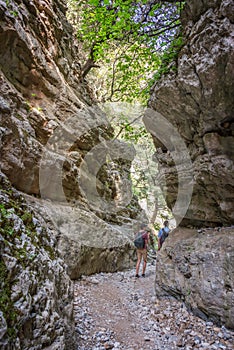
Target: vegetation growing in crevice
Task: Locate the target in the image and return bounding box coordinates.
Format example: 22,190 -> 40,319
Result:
0,259 -> 18,339
0,178 -> 57,342
0,193 -> 36,339
152,34 -> 184,82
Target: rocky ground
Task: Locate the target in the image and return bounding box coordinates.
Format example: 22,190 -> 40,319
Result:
74,259 -> 234,350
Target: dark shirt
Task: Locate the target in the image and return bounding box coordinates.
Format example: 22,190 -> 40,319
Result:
142,231 -> 149,249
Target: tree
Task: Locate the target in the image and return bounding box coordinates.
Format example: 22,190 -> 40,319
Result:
102,102 -> 173,227
66,0 -> 179,225
67,0 -> 184,103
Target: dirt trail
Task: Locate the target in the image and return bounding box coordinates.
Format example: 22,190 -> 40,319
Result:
74,264 -> 234,350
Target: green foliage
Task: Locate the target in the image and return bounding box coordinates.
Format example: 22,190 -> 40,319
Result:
75,0 -> 182,59
102,102 -> 171,223
0,201 -> 35,239
68,0 -> 184,103
10,10 -> 18,17
66,1 -> 182,221
5,0 -> 19,17
153,34 -> 184,81
0,184 -> 58,342
0,198 -> 55,260
103,43 -> 160,103
0,260 -> 17,339
116,118 -> 148,142
0,204 -> 15,236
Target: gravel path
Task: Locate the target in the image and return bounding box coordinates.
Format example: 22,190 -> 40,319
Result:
74,262 -> 234,350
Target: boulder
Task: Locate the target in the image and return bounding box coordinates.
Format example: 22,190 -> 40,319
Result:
155,227 -> 234,329
24,196 -> 138,279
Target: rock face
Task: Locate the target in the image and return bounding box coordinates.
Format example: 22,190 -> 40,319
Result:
148,0 -> 234,330
24,196 -> 137,279
155,228 -> 234,329
0,0 -> 141,264
147,0 -> 234,227
0,0 -> 108,199
0,0 -> 142,348
0,173 -> 76,349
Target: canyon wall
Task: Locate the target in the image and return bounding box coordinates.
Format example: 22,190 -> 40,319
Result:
0,0 -> 141,274
0,173 -> 76,349
147,0 -> 234,228
147,0 -> 234,329
0,0 -> 142,347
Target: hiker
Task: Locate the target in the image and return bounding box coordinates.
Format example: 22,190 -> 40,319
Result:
134,223 -> 150,278
158,220 -> 170,251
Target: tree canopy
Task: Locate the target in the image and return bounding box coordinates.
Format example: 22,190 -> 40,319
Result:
68,0 -> 184,103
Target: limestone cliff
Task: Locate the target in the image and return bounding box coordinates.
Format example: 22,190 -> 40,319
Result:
0,0 -> 142,270
0,173 -> 76,349
147,0 -> 234,228
147,0 -> 234,329
0,0 -> 143,347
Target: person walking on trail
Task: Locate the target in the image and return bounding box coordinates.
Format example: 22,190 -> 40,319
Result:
158,220 -> 170,251
134,223 -> 150,278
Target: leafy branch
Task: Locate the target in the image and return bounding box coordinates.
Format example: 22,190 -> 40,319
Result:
68,0 -> 185,103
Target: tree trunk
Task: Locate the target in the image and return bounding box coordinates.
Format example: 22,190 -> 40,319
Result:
150,198 -> 158,225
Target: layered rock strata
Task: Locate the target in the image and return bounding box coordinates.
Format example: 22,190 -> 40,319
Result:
148,0 -> 234,329
0,0 -> 138,213
24,195 -> 137,279
0,0 -> 142,347
147,0 -> 234,227
0,0 -> 140,270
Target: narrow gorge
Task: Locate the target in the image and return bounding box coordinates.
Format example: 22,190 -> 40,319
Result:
0,0 -> 233,349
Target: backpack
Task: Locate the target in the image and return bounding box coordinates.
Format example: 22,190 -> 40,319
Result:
134,231 -> 145,249
160,228 -> 169,244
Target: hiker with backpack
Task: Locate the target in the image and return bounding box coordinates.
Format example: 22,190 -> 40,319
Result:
158,220 -> 170,251
134,223 -> 150,278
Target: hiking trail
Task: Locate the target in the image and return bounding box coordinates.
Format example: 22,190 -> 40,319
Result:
74,263 -> 234,350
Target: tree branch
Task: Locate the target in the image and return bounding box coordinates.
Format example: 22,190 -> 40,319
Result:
146,23 -> 180,37
114,114 -> 143,140
81,58 -> 100,78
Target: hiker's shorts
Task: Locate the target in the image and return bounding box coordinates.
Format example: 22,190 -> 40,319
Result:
137,248 -> 147,262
